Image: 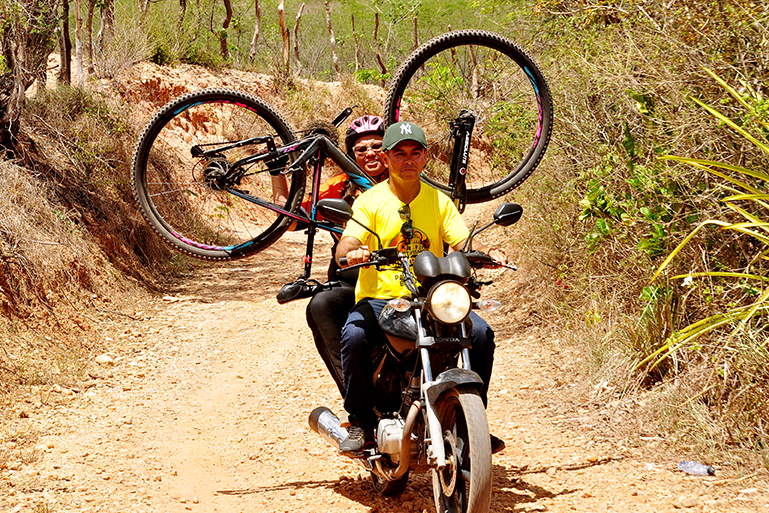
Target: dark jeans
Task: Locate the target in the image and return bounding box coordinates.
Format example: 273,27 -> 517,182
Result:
340,298 -> 496,427
306,282 -> 356,396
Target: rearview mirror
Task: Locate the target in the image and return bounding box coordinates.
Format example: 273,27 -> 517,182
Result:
494,203 -> 523,227
317,198 -> 383,249
317,198 -> 353,224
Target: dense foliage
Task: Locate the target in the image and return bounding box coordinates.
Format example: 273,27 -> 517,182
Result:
525,0 -> 769,461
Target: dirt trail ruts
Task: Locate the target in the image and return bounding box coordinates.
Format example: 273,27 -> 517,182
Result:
3,229 -> 768,513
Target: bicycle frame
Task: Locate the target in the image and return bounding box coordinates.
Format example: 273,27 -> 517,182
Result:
197,129 -> 378,278
192,107 -> 474,278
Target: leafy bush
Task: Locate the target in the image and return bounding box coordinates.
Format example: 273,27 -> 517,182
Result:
646,69 -> 769,375
522,1 -> 769,465
150,45 -> 173,66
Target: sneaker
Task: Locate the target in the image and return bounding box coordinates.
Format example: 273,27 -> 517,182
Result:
339,425 -> 370,456
490,434 -> 506,454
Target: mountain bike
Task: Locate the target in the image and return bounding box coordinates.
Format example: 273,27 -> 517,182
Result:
131,30 -> 552,272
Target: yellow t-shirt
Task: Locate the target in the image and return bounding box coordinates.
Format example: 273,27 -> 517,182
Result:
342,181 -> 470,302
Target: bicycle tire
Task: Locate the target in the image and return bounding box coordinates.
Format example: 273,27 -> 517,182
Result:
132,88 -> 305,260
384,30 -> 553,203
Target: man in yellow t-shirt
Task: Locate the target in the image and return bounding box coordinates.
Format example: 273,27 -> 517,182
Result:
335,121 -> 507,456
342,181 -> 469,302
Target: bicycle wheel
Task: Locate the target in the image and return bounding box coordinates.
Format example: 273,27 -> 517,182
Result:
385,30 -> 553,203
132,88 -> 305,260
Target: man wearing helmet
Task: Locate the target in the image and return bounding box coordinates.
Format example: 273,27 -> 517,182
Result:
306,115 -> 388,397
335,121 -> 506,456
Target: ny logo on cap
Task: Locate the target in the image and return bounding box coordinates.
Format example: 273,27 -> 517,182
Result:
400,122 -> 413,135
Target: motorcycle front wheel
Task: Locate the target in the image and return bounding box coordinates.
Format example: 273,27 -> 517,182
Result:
432,388 -> 492,513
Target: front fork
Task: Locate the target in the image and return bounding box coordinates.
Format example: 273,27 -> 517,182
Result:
419,316 -> 473,470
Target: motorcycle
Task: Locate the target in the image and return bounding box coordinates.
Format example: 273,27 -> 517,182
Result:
308,198 -> 522,513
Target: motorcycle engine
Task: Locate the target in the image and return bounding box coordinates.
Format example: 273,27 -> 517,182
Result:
376,418 -> 405,463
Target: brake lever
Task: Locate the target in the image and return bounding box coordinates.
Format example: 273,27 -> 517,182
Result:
466,250 -> 517,271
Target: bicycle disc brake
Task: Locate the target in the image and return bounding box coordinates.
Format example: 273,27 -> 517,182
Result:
202,157 -> 238,190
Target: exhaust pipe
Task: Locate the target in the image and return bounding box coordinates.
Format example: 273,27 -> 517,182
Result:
309,407 -> 348,450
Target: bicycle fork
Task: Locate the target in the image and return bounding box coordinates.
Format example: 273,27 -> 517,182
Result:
449,110 -> 476,213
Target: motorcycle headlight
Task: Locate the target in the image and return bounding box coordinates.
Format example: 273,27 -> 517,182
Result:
427,281 -> 471,324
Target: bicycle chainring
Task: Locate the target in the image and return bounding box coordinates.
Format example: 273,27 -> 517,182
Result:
301,120 -> 340,147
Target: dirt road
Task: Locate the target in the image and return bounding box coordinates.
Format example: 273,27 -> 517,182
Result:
2,230 -> 768,513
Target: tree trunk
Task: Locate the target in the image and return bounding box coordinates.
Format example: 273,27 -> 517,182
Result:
278,1 -> 290,74
60,0 -> 72,84
36,67 -> 47,95
178,0 -> 187,31
351,14 -> 361,73
248,0 -> 261,63
413,16 -> 419,51
374,13 -> 387,85
220,0 -> 233,59
0,73 -> 18,150
1,0 -> 61,151
97,0 -> 115,52
293,3 -> 306,76
86,0 -> 95,74
324,1 -> 340,78
75,0 -> 84,87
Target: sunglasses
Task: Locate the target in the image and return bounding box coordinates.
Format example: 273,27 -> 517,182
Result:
399,205 -> 414,240
353,142 -> 383,155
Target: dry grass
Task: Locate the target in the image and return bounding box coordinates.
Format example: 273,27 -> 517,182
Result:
92,17 -> 156,79
0,162 -> 99,314
0,85 -> 177,393
280,72 -> 385,133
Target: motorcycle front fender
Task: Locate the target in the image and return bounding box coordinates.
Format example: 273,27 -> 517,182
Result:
422,368 -> 484,469
425,368 -> 483,406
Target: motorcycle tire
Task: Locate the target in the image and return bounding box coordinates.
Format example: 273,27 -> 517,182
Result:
431,388 -> 492,513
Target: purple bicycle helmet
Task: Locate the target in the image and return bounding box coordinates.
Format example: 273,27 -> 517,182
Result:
345,115 -> 386,157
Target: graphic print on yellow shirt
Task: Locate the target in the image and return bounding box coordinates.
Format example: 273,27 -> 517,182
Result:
341,181 -> 469,302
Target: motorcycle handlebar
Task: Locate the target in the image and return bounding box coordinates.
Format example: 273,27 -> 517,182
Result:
466,250 -> 518,271
339,249 -> 515,272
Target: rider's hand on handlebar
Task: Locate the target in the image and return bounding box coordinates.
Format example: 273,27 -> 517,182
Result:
343,245 -> 371,267
487,247 -> 507,266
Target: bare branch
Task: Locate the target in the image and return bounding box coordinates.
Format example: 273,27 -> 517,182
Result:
278,0 -> 290,74
249,0 -> 261,63
324,1 -> 340,78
